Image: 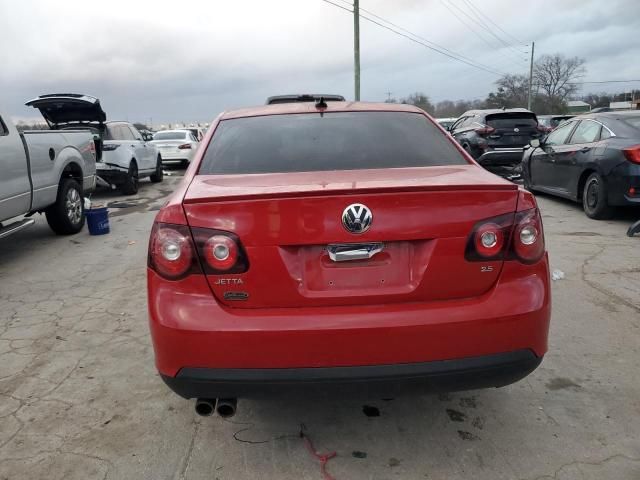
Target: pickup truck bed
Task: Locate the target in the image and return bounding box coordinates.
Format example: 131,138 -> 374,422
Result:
0,108 -> 96,237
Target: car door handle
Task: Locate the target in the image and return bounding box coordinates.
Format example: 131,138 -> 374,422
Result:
579,147 -> 591,153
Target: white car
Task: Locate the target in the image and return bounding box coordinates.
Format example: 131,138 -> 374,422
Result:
100,121 -> 163,194
150,130 -> 199,166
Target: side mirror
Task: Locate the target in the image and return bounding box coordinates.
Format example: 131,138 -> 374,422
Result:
530,138 -> 541,148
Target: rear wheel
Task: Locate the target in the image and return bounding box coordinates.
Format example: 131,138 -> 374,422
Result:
150,156 -> 163,183
121,161 -> 139,195
582,172 -> 613,219
45,178 -> 85,235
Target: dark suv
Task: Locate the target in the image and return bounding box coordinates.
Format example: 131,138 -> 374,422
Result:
448,108 -> 545,179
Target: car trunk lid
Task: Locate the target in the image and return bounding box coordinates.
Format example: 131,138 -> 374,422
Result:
25,93 -> 107,129
183,166 -> 519,308
485,112 -> 540,147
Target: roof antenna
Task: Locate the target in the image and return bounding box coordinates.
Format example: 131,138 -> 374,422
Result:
315,96 -> 328,109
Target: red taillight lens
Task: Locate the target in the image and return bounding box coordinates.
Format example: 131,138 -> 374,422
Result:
191,228 -> 249,274
203,235 -> 239,271
623,145 -> 640,164
465,213 -> 513,261
511,208 -> 545,264
178,143 -> 192,150
148,223 -> 197,280
465,208 -> 545,264
474,126 -> 496,135
474,223 -> 505,258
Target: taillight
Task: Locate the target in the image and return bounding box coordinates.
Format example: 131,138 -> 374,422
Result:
148,223 -> 199,280
511,208 -> 545,264
465,208 -> 545,264
102,144 -> 120,151
623,145 -> 640,164
465,213 -> 513,261
474,126 -> 496,135
191,228 -> 249,274
178,143 -> 192,150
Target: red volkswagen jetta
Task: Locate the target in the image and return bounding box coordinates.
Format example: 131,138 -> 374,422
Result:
147,101 -> 550,416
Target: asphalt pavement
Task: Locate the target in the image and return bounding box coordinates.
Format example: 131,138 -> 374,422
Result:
1,171 -> 639,480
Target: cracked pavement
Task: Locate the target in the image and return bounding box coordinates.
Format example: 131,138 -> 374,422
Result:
1,175 -> 639,480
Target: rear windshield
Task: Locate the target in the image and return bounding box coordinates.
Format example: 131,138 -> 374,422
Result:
199,112 -> 466,175
551,116 -> 573,128
486,113 -> 538,129
154,131 -> 188,140
621,115 -> 640,130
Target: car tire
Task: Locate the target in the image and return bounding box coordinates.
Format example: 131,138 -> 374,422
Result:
45,178 -> 85,235
462,143 -> 478,159
150,156 -> 163,183
121,161 -> 139,195
582,172 -> 613,219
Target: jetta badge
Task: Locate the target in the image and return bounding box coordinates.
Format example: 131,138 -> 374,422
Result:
342,203 -> 372,234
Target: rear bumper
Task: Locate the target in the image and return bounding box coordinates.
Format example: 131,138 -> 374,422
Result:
477,148 -> 524,166
96,165 -> 128,184
148,257 -> 551,396
606,163 -> 640,206
162,349 -> 542,398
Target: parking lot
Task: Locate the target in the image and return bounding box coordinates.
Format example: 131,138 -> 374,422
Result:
1,171 -> 639,480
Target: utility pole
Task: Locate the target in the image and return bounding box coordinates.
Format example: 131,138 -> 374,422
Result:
527,41 -> 535,110
386,91 -> 393,102
353,0 -> 360,101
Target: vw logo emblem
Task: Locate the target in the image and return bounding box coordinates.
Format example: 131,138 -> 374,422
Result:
342,203 -> 372,234
514,127 -> 520,132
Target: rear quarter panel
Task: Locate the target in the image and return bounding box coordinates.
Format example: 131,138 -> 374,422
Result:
23,130 -> 96,210
0,118 -> 31,221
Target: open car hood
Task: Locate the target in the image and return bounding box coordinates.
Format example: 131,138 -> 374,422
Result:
25,93 -> 106,128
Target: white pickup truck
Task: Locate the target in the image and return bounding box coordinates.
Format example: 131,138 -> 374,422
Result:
0,97 -> 97,238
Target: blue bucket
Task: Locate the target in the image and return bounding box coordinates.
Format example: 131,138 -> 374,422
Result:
85,207 -> 110,235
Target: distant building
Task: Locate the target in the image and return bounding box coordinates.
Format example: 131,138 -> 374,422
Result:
567,100 -> 591,114
609,101 -> 633,111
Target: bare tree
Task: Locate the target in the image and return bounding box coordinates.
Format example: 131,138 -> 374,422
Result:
534,54 -> 586,111
401,92 -> 435,114
485,74 -> 530,109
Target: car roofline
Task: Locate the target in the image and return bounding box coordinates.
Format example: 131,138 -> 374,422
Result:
219,101 -> 427,120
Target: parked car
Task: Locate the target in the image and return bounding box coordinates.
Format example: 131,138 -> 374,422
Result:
436,117 -> 458,130
522,111 -> 640,219
149,130 -> 199,166
265,94 -> 345,105
537,114 -> 575,132
101,121 -> 163,194
147,101 -> 551,417
448,108 -> 545,180
1,99 -> 96,238
27,94 -> 163,195
183,126 -> 206,142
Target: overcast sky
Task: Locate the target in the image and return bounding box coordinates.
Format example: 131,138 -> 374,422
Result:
1,0 -> 639,125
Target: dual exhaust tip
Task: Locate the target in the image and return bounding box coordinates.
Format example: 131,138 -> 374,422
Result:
195,398 -> 237,418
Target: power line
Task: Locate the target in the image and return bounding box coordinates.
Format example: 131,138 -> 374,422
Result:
569,79 -> 640,84
319,0 -> 506,76
464,0 -> 527,46
458,0 -> 527,57
340,0 -> 503,73
320,0 -> 352,13
442,0 -> 527,64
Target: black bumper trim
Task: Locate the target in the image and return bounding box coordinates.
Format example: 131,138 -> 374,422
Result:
161,350 -> 542,399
